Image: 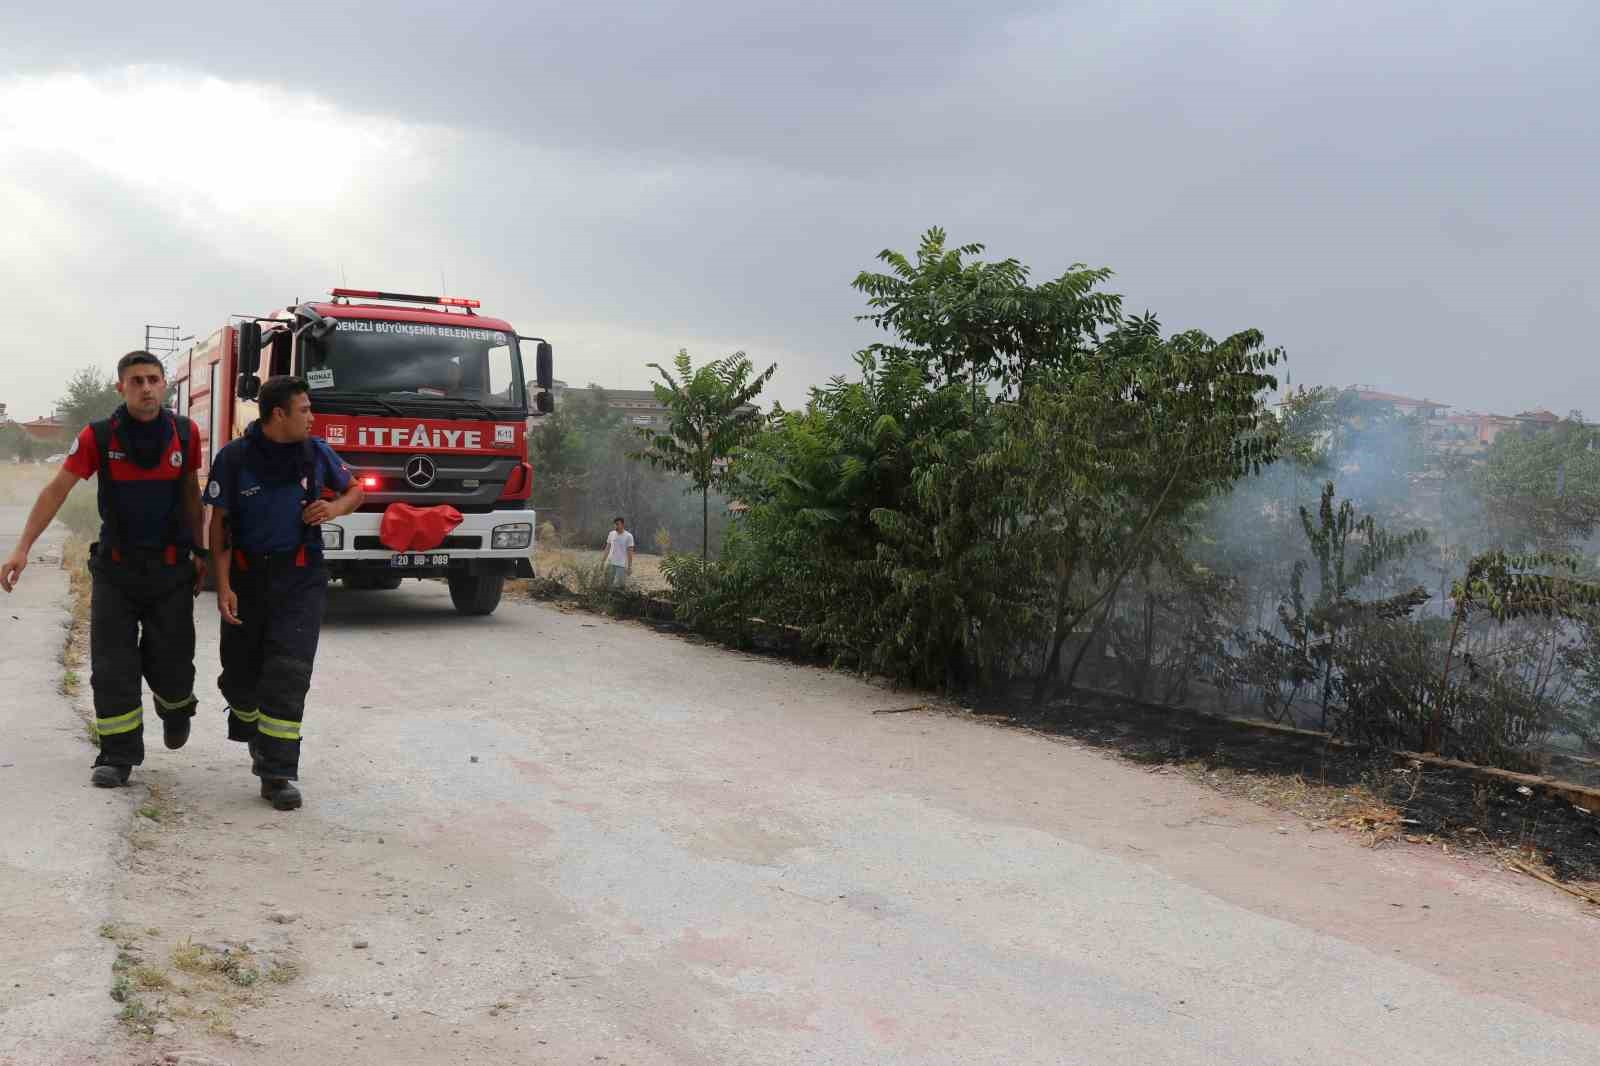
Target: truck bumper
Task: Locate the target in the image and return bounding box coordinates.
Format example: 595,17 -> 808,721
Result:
319,509 -> 536,576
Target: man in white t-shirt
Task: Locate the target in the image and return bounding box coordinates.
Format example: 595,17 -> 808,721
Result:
605,516 -> 634,588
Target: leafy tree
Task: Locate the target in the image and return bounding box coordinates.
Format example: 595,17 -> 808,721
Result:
852,227 -> 1121,400
55,366 -> 122,436
1276,482 -> 1430,729
1559,611 -> 1600,754
664,231 -> 1286,699
529,384 -> 731,553
0,423 -> 47,461
632,350 -> 774,560
1436,550 -> 1600,752
996,317 -> 1283,704
1470,418 -> 1600,553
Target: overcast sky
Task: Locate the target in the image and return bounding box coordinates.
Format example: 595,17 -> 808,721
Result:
2,1 -> 1595,421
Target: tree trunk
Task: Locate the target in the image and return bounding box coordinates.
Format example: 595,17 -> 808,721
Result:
1429,609 -> 1465,753
1032,443 -> 1189,708
1033,565 -> 1076,706
1136,590 -> 1155,699
1034,606 -> 1071,704
701,485 -> 709,562
1062,583 -> 1124,697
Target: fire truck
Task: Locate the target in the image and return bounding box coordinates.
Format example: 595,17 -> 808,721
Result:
171,288 -> 554,616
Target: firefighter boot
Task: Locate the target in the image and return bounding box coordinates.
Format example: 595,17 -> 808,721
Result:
163,715 -> 191,750
260,778 -> 302,811
91,764 -> 132,788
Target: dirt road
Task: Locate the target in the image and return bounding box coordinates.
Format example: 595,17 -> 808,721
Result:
3,549 -> 1599,1064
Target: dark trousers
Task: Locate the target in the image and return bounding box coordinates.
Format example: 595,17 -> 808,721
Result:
218,551 -> 328,781
88,549 -> 197,768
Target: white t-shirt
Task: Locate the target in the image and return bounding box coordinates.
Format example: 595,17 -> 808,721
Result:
606,529 -> 635,566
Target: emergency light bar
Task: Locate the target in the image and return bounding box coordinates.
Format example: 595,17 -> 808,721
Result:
330,288 -> 480,309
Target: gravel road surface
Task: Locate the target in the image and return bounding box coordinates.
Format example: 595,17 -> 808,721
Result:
2,535 -> 1596,1064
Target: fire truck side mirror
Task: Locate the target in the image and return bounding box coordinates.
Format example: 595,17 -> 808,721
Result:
235,321 -> 263,400
535,341 -> 553,391
535,390 -> 554,415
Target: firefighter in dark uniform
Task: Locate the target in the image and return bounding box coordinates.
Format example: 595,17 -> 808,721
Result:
206,376 -> 362,810
1,351 -> 206,787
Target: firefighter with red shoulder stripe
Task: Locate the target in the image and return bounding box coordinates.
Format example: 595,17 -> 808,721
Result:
1,351 -> 207,788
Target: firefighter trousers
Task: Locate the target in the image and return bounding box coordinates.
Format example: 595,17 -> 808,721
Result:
218,551 -> 328,781
88,548 -> 197,768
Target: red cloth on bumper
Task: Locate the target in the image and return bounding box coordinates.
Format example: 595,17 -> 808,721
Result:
378,503 -> 463,552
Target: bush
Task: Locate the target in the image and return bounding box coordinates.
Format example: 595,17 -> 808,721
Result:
563,559 -> 648,618
1333,618 -> 1550,769
660,552 -> 755,646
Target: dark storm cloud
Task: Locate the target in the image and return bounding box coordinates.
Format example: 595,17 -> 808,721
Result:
0,1 -> 1051,173
3,1 -> 1597,416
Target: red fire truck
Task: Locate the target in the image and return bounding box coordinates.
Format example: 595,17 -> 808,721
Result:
171,288 -> 554,616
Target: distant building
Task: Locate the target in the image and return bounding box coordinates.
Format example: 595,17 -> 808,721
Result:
529,381 -> 754,432
1280,385 -> 1576,463
1430,412 -> 1520,454
1343,386 -> 1452,419
19,416 -> 66,442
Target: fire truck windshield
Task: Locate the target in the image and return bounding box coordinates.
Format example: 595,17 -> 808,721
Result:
301,318 -> 527,412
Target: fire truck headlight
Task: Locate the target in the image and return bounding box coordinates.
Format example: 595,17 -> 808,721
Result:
492,522 -> 533,550
321,524 -> 344,551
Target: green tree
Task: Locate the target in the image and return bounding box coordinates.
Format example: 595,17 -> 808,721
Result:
851,226 -> 1121,400
55,366 -> 122,436
1436,550 -> 1600,752
1277,482 -> 1430,730
529,385 -> 624,530
0,423 -> 47,462
632,350 -> 774,560
1471,417 -> 1600,553
662,231 -> 1294,702
998,317 -> 1284,704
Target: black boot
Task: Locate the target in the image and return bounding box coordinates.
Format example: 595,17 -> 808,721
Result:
91,764 -> 132,788
260,778 -> 302,811
163,715 -> 191,750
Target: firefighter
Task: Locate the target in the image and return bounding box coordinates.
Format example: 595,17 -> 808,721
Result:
206,375 -> 362,810
1,351 -> 206,787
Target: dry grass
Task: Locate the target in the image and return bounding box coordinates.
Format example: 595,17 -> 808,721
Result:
534,545 -> 669,592
1175,758 -> 1445,849
131,964 -> 171,990
1175,761 -> 1409,844
106,934 -> 257,1041
0,462 -> 53,505
266,959 -> 300,984
139,780 -> 182,823
170,941 -> 266,989
59,536 -> 91,699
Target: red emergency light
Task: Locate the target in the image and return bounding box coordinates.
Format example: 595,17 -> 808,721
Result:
360,475 -> 381,490
330,288 -> 480,309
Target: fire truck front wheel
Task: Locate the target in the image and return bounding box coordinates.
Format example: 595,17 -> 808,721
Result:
448,572 -> 505,616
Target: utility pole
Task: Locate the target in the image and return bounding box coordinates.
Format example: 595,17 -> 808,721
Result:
143,325 -> 194,376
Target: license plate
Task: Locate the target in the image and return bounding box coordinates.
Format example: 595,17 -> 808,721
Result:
389,553 -> 450,568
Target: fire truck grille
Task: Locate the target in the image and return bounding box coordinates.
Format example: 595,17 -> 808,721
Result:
334,451 -> 524,512
353,535 -> 484,551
